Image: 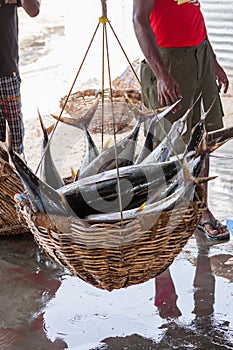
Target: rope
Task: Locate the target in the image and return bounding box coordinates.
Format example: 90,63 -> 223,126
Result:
97,0 -> 124,222
103,22 -> 124,223
35,22 -> 101,175
101,0 -> 107,17
107,20 -> 184,169
35,0 -> 183,223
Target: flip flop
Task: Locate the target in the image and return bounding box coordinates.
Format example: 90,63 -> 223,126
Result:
197,220 -> 230,241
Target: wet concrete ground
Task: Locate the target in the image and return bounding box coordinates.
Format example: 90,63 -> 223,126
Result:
0,225 -> 232,349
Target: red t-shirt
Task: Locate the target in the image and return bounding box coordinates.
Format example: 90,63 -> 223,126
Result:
150,0 -> 207,48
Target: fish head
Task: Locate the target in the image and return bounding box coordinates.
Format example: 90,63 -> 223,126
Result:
9,150 -> 70,216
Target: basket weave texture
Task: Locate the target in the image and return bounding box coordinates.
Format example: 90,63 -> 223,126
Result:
60,88 -> 141,134
15,187 -> 204,291
0,154 -> 28,235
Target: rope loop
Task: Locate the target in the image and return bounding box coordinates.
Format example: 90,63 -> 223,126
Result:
99,16 -> 109,25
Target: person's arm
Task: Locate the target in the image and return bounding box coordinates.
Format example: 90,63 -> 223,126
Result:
206,37 -> 229,94
4,0 -> 40,17
133,0 -> 182,109
21,0 -> 40,17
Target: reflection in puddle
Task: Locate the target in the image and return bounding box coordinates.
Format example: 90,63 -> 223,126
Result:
0,234 -> 67,349
41,231 -> 233,349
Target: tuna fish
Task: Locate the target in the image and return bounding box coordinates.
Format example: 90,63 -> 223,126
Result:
38,110 -> 64,189
51,96 -> 100,177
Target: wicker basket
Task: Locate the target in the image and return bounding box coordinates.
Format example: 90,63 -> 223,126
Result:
112,58 -> 141,91
59,88 -> 142,134
0,149 -> 29,236
15,186 -> 205,291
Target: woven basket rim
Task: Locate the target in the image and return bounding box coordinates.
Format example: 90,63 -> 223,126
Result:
59,88 -> 142,134
0,154 -> 28,235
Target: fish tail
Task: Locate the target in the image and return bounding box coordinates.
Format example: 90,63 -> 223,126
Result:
201,96 -> 217,121
124,94 -> 173,122
194,175 -> 218,184
206,139 -> 229,154
183,157 -> 217,185
38,109 -> 49,143
180,93 -> 202,124
182,157 -> 195,185
70,167 -> 79,181
124,94 -> 144,122
81,95 -> 100,129
51,95 -> 100,130
70,167 -> 76,180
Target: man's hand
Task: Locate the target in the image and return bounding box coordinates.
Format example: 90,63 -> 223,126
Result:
4,0 -> 18,3
157,74 -> 182,112
214,60 -> 229,94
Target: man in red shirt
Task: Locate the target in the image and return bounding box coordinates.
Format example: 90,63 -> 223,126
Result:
133,0 -> 229,240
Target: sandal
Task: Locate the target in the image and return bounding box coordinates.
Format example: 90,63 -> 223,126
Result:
197,220 -> 230,241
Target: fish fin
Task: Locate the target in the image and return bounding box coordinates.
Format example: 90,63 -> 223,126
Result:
194,175 -> 218,184
50,114 -> 85,129
193,130 -> 207,158
70,167 -> 76,180
183,157 -> 217,185
60,194 -> 67,205
38,109 -> 49,143
153,99 -> 182,122
50,96 -> 99,130
181,121 -> 188,136
137,202 -> 146,212
74,169 -> 79,181
103,138 -> 112,149
124,93 -> 167,121
183,157 -> 194,185
200,96 -> 217,121
47,123 -> 55,136
81,96 -> 100,129
206,139 -> 229,154
180,93 -> 202,124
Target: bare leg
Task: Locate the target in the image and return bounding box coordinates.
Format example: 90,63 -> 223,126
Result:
154,268 -> 181,319
199,156 -> 228,237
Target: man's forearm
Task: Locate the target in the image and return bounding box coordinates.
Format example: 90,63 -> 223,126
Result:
21,0 -> 40,17
133,10 -> 169,80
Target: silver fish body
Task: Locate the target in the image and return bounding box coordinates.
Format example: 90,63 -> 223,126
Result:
38,111 -> 64,189
78,117 -> 142,179
10,145 -> 183,219
135,99 -> 181,164
57,158 -> 183,218
51,96 -> 100,176
79,129 -> 99,175
10,150 -> 70,216
185,97 -> 216,155
141,105 -> 191,165
85,175 -> 196,226
79,100 -> 181,179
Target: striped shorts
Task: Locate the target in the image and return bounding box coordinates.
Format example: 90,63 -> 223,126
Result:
0,75 -> 24,154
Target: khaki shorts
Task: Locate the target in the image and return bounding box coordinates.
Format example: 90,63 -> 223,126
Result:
140,39 -> 224,146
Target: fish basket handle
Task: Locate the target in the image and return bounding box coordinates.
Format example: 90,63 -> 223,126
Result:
101,0 -> 107,18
